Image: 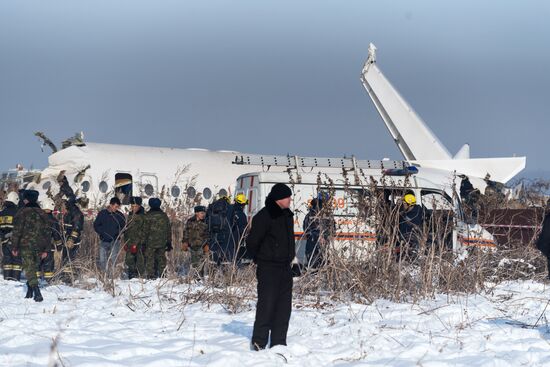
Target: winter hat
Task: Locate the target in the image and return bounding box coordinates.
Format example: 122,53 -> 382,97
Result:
41,197 -> 55,211
194,205 -> 206,213
130,196 -> 143,206
268,183 -> 292,201
23,190 -> 39,203
148,198 -> 161,209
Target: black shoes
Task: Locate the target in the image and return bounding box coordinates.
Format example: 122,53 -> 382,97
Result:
25,283 -> 33,298
24,283 -> 43,302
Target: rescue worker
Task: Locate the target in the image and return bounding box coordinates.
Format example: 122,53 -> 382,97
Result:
38,197 -> 57,283
11,190 -> 50,302
1,192 -> 22,281
459,174 -> 480,224
93,197 -> 126,275
229,193 -> 249,264
142,198 -> 172,279
182,205 -> 209,279
206,196 -> 232,265
303,194 -> 336,270
124,197 -> 146,279
398,193 -> 425,259
247,183 -> 295,350
56,198 -> 84,283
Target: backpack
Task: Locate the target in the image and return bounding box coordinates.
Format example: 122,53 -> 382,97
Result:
207,199 -> 230,234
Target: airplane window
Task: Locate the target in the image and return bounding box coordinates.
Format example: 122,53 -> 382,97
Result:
81,181 -> 90,193
203,187 -> 212,200
42,181 -> 51,190
144,184 -> 155,196
99,181 -> 108,193
171,185 -> 181,197
186,186 -> 196,198
218,189 -> 228,197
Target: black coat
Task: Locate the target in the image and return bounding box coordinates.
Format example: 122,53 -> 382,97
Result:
93,209 -> 126,242
246,197 -> 295,266
536,213 -> 550,257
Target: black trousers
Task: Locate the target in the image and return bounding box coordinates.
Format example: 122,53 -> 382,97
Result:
251,263 -> 293,348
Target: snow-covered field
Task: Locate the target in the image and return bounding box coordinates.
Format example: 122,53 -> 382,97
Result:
1,278 -> 549,366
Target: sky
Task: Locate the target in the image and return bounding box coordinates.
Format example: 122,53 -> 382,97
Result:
1,0 -> 549,178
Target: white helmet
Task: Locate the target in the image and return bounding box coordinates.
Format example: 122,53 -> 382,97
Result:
6,192 -> 19,206
41,197 -> 55,211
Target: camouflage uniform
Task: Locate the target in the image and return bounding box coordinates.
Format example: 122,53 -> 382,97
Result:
124,207 -> 146,278
182,216 -> 209,276
11,204 -> 51,287
55,202 -> 84,283
1,202 -> 21,280
38,211 -> 58,282
142,208 -> 172,278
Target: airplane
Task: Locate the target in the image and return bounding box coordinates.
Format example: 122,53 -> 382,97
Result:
22,44 -> 524,214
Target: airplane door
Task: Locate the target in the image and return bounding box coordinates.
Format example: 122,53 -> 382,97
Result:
140,174 -> 158,198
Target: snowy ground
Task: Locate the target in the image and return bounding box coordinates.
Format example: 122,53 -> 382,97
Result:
1,278 -> 549,367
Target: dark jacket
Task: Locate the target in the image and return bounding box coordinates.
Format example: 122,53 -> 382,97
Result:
399,205 -> 425,236
0,202 -> 18,244
246,196 -> 295,266
93,208 -> 126,242
11,202 -> 51,252
60,203 -> 84,244
536,212 -> 550,257
125,207 -> 145,245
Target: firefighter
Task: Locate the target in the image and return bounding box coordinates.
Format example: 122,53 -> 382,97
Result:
142,198 -> 172,279
303,193 -> 336,270
398,193 -> 426,259
1,191 -> 22,281
55,197 -> 84,283
11,190 -> 50,302
182,205 -> 209,279
39,197 -> 57,283
206,196 -> 232,265
124,196 -> 146,279
230,193 -> 249,265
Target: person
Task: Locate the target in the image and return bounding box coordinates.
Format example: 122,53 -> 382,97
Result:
536,199 -> 550,280
247,183 -> 295,350
39,197 -> 57,283
11,190 -> 50,302
93,197 -> 126,275
56,198 -> 84,283
182,205 -> 209,279
206,196 -> 233,265
1,191 -> 22,281
229,193 -> 249,265
398,193 -> 425,259
124,197 -> 146,279
142,198 -> 172,279
459,174 -> 480,224
303,194 -> 336,270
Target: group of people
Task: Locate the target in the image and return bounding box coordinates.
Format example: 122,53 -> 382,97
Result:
0,187 -> 84,302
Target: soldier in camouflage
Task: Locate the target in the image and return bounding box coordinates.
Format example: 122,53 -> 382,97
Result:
182,205 -> 209,279
124,196 -> 146,279
11,190 -> 50,302
1,192 -> 21,280
142,198 -> 172,279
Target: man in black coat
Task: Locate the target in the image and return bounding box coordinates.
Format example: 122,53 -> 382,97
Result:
93,197 -> 126,275
536,201 -> 550,279
247,183 -> 295,350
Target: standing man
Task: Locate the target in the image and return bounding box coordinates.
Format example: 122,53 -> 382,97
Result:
398,193 -> 425,259
124,197 -> 146,279
303,194 -> 336,270
56,198 -> 84,283
247,183 -> 295,350
536,199 -> 550,280
39,197 -> 57,283
182,205 -> 209,279
142,198 -> 172,279
1,192 -> 21,281
229,193 -> 249,265
93,197 -> 126,275
206,196 -> 232,265
11,190 -> 50,302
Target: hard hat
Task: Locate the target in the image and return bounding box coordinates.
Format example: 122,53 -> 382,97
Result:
234,193 -> 248,205
403,194 -> 416,205
41,197 -> 55,211
6,192 -> 19,205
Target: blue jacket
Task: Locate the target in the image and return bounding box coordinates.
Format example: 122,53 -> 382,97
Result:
93,209 -> 126,242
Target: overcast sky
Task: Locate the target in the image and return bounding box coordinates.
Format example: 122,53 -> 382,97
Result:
1,1 -> 549,178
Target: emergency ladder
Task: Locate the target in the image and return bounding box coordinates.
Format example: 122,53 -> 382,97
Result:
233,154 -> 413,183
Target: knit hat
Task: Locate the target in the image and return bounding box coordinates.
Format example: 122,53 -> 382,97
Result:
268,183 -> 292,201
23,190 -> 39,203
148,198 -> 161,209
194,205 -> 206,213
130,196 -> 143,206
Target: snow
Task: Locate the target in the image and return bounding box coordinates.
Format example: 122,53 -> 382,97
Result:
1,278 -> 549,366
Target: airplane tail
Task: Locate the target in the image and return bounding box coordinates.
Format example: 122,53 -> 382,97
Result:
361,43 -> 525,183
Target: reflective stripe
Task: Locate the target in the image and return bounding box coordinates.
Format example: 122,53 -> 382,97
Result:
0,216 -> 14,225
11,265 -> 22,271
3,265 -> 13,270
